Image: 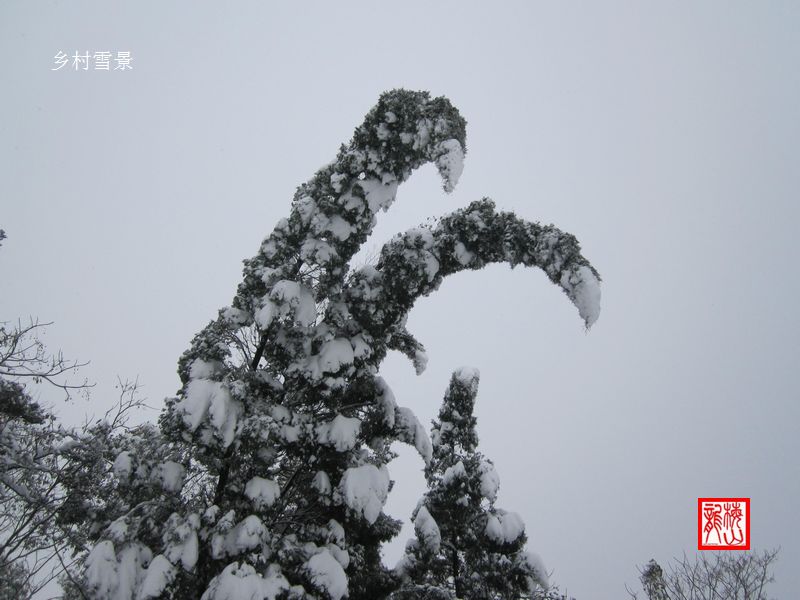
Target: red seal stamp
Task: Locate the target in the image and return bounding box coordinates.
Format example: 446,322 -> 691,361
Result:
698,498 -> 750,550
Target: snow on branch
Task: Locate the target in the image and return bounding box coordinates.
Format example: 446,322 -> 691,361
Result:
336,198 -> 600,371
90,89 -> 602,600
234,89 -> 468,324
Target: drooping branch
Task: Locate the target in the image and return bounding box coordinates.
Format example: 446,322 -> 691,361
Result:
335,198 -> 601,372
177,90 -> 468,381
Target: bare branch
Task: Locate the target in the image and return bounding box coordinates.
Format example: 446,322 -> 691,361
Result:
0,318 -> 94,402
631,549 -> 779,600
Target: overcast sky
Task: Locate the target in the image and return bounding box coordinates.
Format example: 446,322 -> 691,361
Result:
2,2 -> 799,598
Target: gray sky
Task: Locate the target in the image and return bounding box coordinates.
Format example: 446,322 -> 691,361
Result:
2,2 -> 798,598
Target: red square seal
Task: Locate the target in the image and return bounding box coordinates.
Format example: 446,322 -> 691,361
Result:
697,497 -> 750,550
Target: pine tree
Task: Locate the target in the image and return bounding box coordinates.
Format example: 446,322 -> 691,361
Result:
76,89 -> 600,600
394,368 -> 549,600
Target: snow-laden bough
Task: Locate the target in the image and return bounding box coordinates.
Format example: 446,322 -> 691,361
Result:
84,89 -> 599,600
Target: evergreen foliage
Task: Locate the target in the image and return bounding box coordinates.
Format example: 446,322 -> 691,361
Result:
394,368 -> 548,599
67,89 -> 600,600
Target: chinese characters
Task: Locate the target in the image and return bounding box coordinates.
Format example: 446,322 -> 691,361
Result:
52,51 -> 133,71
698,498 -> 750,550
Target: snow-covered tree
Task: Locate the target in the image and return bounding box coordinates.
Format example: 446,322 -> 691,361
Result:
0,376 -> 59,598
77,89 -> 600,600
0,371 -> 153,598
0,313 -> 95,597
394,367 -> 549,600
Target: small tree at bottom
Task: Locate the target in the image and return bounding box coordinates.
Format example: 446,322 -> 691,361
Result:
393,367 -> 549,599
